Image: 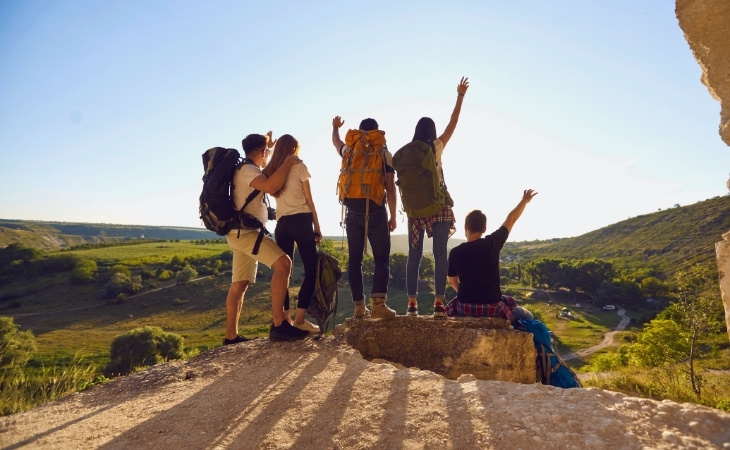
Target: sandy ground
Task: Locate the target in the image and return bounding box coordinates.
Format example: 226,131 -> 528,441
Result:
1,336 -> 730,450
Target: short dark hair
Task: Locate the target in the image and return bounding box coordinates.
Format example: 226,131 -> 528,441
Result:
359,118 -> 378,131
465,210 -> 487,233
242,134 -> 266,155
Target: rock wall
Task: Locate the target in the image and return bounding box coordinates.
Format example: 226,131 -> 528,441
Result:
676,0 -> 730,340
335,316 -> 538,383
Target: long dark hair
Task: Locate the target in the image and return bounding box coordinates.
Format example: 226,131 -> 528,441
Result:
412,117 -> 437,148
261,134 -> 300,198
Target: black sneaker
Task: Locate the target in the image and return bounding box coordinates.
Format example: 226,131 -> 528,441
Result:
223,335 -> 251,345
269,321 -> 309,342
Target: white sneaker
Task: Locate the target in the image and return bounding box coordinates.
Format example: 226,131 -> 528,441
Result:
293,320 -> 320,334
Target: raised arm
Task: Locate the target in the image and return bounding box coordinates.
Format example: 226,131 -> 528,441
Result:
502,189 -> 538,233
332,116 -> 346,155
249,155 -> 302,194
437,77 -> 469,147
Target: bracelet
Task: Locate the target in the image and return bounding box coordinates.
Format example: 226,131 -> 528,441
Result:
458,94 -> 464,97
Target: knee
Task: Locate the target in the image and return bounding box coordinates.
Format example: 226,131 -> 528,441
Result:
230,280 -> 249,296
272,254 -> 292,273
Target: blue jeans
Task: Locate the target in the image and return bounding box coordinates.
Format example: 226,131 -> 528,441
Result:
345,209 -> 390,302
407,221 -> 451,298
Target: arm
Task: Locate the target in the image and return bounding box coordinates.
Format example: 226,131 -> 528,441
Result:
385,172 -> 397,232
437,77 -> 469,147
332,116 -> 346,155
501,189 -> 538,233
448,275 -> 460,292
302,179 -> 322,243
249,155 -> 302,194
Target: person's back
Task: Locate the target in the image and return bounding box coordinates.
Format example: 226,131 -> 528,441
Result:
447,226 -> 508,304
331,116 -> 397,319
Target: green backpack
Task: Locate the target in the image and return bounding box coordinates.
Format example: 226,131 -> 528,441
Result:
392,140 -> 453,218
307,250 -> 342,335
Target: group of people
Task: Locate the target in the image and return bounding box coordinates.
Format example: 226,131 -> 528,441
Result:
221,77 -> 537,345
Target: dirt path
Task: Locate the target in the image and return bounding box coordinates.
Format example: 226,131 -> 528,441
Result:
561,308 -> 630,361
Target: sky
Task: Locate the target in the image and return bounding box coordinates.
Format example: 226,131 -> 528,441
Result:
1,1 -> 728,242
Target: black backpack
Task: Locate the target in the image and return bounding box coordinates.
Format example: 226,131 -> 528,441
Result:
199,147 -> 270,254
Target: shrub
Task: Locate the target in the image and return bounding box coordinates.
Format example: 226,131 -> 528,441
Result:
104,326 -> 184,377
109,264 -> 131,278
71,259 -> 98,283
101,273 -> 142,299
176,265 -> 198,285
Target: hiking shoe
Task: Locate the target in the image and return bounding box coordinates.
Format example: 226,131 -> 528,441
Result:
354,302 -> 371,318
269,321 -> 309,342
222,335 -> 251,345
293,320 -> 320,334
371,297 -> 396,319
406,304 -> 419,317
433,303 -> 446,319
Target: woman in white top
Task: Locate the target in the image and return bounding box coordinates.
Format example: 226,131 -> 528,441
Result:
405,77 -> 469,318
262,134 -> 322,333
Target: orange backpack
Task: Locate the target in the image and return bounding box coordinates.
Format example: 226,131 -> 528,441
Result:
337,129 -> 387,206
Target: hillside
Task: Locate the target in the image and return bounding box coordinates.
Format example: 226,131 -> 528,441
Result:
0,219 -> 220,250
504,195 -> 730,273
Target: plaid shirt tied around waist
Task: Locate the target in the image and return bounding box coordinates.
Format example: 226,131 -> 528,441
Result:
444,295 -> 517,320
408,207 -> 456,248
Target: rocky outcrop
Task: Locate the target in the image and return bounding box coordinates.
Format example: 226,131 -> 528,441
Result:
336,316 -> 537,383
676,0 -> 730,146
677,0 -> 730,340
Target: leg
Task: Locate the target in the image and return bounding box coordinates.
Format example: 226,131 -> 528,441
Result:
225,280 -> 249,340
367,209 -> 395,318
406,221 -> 425,310
275,219 -> 296,320
270,254 -> 293,326
346,211 -> 369,318
432,221 -> 452,303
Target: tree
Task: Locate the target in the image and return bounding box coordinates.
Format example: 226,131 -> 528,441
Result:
419,255 -> 435,281
640,276 -> 667,298
389,253 -> 408,288
105,326 -> 184,376
71,259 -> 98,283
523,258 -> 563,289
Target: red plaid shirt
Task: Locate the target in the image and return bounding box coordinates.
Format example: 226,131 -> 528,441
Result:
445,295 -> 517,320
408,207 -> 456,248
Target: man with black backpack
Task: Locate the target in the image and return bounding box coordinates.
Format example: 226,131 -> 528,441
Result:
224,132 -> 309,344
331,116 -> 398,319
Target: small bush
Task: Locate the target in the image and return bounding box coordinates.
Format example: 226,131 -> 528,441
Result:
101,273 -> 142,299
71,259 -> 98,283
176,265 -> 198,285
104,326 -> 184,377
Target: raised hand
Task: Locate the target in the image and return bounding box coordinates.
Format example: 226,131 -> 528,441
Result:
457,77 -> 469,96
332,116 -> 345,128
266,131 -> 276,149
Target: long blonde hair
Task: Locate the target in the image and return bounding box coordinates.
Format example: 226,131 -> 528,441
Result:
262,134 -> 300,198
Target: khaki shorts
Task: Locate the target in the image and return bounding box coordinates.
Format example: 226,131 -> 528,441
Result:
226,230 -> 285,283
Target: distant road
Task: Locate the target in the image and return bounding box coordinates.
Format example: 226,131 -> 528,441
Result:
561,308 -> 630,361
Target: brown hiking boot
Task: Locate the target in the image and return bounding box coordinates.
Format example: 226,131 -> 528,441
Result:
371,296 -> 396,319
354,301 -> 370,318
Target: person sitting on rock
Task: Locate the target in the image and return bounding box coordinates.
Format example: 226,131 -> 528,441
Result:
445,190 -> 538,322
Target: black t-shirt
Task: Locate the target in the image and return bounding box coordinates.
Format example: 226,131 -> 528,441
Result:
339,143 -> 394,214
447,226 -> 509,304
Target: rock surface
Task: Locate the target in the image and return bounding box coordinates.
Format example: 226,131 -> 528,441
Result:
1,337 -> 729,449
677,0 -> 730,340
336,316 -> 536,383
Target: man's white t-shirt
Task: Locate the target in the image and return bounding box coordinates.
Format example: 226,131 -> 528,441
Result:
232,163 -> 268,227
275,163 -> 312,219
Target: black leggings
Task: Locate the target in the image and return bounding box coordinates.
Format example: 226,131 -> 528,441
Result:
275,212 -> 318,311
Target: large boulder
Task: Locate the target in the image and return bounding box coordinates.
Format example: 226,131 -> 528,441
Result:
335,316 -> 537,383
